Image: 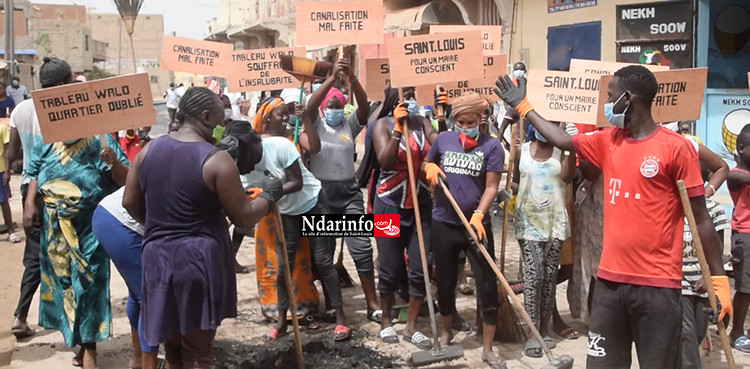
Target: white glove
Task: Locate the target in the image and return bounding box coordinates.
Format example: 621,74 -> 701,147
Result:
565,123 -> 579,136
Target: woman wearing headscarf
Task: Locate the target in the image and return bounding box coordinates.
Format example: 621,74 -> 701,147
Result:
249,95 -> 351,342
422,93 -> 506,368
21,57 -> 130,369
303,58 -> 383,322
371,85 -> 438,349
123,87 -> 283,369
511,122 -> 577,358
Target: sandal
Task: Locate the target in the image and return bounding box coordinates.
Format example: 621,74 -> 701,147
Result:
481,352 -> 508,369
379,326 -> 399,344
11,319 -> 35,339
404,331 -> 432,350
263,326 -> 287,342
524,339 -> 543,358
333,325 -> 351,342
72,348 -> 84,367
7,233 -> 20,243
731,336 -> 750,353
367,309 -> 383,324
555,327 -> 580,340
458,283 -> 474,295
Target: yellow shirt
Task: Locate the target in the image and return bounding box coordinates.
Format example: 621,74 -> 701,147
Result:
0,124 -> 8,172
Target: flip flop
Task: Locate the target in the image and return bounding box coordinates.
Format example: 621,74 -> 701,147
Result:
524,339 -> 543,358
333,325 -> 351,342
367,309 -> 383,324
379,326 -> 399,344
263,327 -> 286,342
555,327 -> 580,340
404,331 -> 432,350
481,352 -> 508,369
731,336 -> 750,353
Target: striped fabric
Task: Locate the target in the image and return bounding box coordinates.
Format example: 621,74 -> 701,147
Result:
681,199 -> 729,296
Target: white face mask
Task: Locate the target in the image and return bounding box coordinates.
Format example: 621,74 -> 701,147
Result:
224,108 -> 234,120
513,70 -> 525,79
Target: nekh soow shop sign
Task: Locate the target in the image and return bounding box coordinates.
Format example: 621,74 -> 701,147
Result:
616,1 -> 693,41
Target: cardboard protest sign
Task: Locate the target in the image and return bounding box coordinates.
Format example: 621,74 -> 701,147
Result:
32,74 -> 155,144
225,47 -> 305,93
430,25 -> 502,56
596,68 -> 708,127
295,0 -> 385,46
365,58 -> 390,98
415,55 -> 507,106
526,70 -> 602,125
386,31 -> 484,88
160,35 -> 232,76
569,59 -> 669,75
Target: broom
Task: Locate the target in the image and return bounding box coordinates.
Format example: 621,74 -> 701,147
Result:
278,55 -> 333,145
677,180 -> 736,368
495,123 -> 526,343
335,238 -> 355,288
399,89 -> 464,366
438,176 -> 574,369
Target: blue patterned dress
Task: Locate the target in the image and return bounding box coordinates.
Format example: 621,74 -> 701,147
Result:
26,135 -> 128,346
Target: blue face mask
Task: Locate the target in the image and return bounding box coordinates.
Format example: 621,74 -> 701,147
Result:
603,91 -> 629,128
404,99 -> 419,116
534,129 -> 547,142
311,83 -> 322,93
455,125 -> 479,138
323,108 -> 345,126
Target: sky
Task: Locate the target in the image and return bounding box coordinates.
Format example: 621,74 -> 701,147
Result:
34,0 -> 217,39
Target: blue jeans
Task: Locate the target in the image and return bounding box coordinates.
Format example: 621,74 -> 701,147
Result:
91,206 -> 157,353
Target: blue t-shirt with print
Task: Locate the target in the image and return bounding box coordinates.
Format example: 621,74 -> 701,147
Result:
427,131 -> 504,226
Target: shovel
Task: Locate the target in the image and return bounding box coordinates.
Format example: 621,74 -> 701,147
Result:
398,89 -> 464,366
437,176 -> 574,369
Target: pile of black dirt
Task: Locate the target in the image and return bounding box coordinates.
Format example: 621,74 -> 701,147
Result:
213,330 -> 400,369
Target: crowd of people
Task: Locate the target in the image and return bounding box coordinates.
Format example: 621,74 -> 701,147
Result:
2,54 -> 748,369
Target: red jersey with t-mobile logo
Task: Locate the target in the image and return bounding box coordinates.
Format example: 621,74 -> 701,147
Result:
572,126 -> 704,289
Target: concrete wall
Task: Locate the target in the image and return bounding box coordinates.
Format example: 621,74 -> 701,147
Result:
509,0 -> 675,69
30,4 -> 86,24
30,18 -> 92,73
89,13 -> 163,61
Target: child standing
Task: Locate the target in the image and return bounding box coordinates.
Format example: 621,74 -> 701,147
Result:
728,124 -> 750,352
0,122 -> 19,243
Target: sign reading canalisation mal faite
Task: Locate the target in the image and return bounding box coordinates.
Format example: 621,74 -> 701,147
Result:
295,0 -> 385,46
32,73 -> 155,144
616,1 -> 693,41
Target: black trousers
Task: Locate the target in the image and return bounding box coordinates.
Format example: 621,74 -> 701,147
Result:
14,183 -> 43,319
432,220 -> 498,325
587,278 -> 681,369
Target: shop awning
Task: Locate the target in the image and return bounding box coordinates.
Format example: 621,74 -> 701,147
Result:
384,0 -> 471,33
0,49 -> 38,55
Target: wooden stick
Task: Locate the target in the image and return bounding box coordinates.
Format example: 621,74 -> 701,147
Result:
677,180 -> 736,369
271,205 -> 304,369
399,87 -> 442,351
516,119 -> 524,280
438,177 -> 561,361
499,124 -> 517,274
292,81 -> 304,146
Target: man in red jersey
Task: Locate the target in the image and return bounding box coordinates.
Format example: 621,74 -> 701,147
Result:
494,65 -> 731,369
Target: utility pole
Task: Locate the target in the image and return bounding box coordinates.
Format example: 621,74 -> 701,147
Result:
4,0 -> 14,82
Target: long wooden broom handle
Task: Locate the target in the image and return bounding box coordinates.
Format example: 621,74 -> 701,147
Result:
499,124 -> 518,273
437,177 -> 557,362
271,205 -> 305,369
677,180 -> 736,368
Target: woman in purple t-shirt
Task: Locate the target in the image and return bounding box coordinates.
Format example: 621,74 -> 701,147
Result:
423,92 -> 506,369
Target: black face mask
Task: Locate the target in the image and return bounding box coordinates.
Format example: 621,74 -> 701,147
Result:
216,121 -> 262,175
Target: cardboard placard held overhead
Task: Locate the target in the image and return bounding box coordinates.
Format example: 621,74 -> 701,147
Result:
415,55 -> 507,106
160,35 -> 232,76
365,58 -> 390,98
596,67 -> 708,127
225,47 -> 306,93
32,73 -> 155,144
386,31 -> 484,88
430,25 -> 502,56
295,0 -> 385,46
526,70 -> 602,125
569,59 -> 669,75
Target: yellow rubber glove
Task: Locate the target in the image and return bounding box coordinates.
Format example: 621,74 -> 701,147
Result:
392,103 -> 408,135
246,187 -> 263,201
470,212 -> 486,243
424,162 -> 445,186
711,275 -> 733,322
